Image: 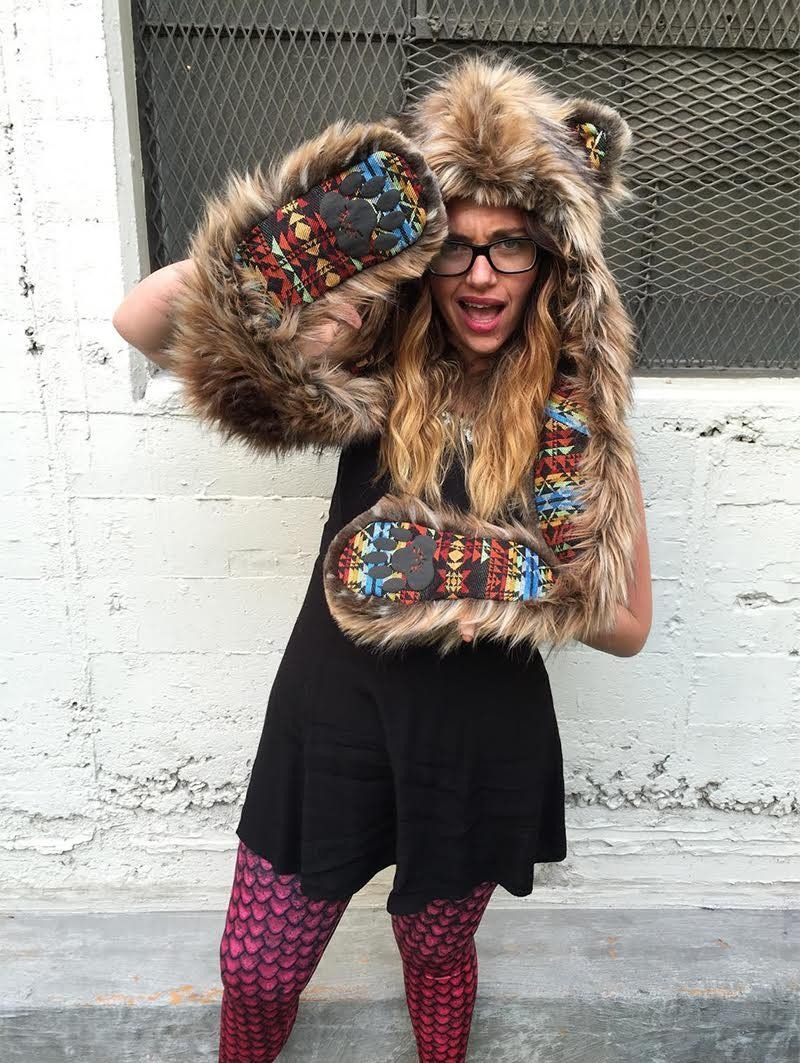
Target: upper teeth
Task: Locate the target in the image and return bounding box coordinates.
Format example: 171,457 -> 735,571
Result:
463,301 -> 499,308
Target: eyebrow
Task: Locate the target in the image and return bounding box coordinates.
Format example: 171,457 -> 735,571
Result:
446,228 -> 529,242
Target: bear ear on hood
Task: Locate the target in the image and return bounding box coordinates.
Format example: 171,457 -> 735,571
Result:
559,96 -> 635,210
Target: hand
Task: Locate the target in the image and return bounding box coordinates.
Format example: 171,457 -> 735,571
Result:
460,620 -> 477,643
296,303 -> 363,361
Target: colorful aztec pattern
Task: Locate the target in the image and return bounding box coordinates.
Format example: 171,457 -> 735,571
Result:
233,151 -> 427,322
573,121 -> 608,170
534,381 -> 590,563
336,519 -> 554,603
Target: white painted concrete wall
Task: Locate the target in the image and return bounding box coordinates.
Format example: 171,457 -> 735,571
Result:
1,0 -> 797,911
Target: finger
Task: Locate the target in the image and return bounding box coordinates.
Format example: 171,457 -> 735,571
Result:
326,303 -> 363,332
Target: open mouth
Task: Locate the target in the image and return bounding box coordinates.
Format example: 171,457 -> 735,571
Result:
456,297 -> 506,333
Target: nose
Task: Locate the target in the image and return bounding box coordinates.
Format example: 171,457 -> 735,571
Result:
466,251 -> 498,287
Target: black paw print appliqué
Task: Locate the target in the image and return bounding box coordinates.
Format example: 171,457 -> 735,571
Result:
232,151 -> 427,321
319,171 -> 411,258
361,523 -> 436,593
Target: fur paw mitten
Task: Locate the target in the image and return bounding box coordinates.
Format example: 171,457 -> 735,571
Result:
166,121 -> 447,456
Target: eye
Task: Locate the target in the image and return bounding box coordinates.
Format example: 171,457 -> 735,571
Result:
498,238 -> 524,250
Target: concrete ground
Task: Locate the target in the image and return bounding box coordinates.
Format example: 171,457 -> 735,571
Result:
1,908 -> 798,1062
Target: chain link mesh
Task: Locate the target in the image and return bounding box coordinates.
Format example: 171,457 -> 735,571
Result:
132,1 -> 799,372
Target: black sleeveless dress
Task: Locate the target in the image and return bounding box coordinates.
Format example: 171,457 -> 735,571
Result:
236,435 -> 567,915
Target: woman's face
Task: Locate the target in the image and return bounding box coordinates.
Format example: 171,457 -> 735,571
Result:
428,199 -> 539,369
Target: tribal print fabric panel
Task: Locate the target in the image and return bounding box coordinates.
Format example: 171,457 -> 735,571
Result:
336,520 -> 554,603
534,382 -> 590,563
572,121 -> 608,170
233,151 -> 427,322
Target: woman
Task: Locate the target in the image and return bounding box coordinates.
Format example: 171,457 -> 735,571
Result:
114,56 -> 651,1063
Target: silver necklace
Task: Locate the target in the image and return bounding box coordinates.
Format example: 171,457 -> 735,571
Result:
441,409 -> 474,445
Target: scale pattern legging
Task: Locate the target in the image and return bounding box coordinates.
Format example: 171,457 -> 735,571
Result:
218,840 -> 497,1062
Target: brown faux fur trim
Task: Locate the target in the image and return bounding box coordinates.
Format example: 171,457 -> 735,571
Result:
322,360 -> 642,660
398,55 -> 634,255
558,95 -> 635,209
322,493 -> 559,662
166,120 -> 447,457
320,58 -> 642,656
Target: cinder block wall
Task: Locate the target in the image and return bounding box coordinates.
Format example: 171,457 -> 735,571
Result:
0,0 -> 797,912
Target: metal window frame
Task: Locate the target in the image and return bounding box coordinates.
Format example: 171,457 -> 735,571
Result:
130,1 -> 799,375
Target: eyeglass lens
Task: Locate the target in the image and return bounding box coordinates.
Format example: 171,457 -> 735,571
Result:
428,239 -> 537,276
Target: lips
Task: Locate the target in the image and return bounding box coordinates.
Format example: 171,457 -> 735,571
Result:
456,297 -> 506,334
458,297 -> 505,309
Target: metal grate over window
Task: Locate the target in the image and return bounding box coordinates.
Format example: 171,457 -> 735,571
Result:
131,1 -> 799,372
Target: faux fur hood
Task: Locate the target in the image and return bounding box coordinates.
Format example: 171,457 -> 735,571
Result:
167,55 -> 641,659
397,55 -> 634,257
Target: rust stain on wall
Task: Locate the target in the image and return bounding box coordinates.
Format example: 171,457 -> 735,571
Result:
94,984 -> 222,1007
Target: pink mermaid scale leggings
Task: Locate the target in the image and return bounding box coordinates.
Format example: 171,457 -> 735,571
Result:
218,840 -> 497,1062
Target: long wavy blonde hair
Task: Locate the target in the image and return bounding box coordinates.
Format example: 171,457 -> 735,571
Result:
375,214 -> 567,522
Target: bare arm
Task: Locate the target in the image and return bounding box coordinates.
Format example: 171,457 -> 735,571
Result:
112,259 -> 197,370
112,259 -> 363,372
577,464 -> 653,657
460,467 -> 652,651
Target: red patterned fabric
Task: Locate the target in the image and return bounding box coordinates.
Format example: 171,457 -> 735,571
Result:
391,881 -> 497,1062
217,840 -> 496,1061
218,841 -> 349,1062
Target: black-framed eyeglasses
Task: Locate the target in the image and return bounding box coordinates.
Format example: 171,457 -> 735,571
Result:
427,238 -> 539,277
